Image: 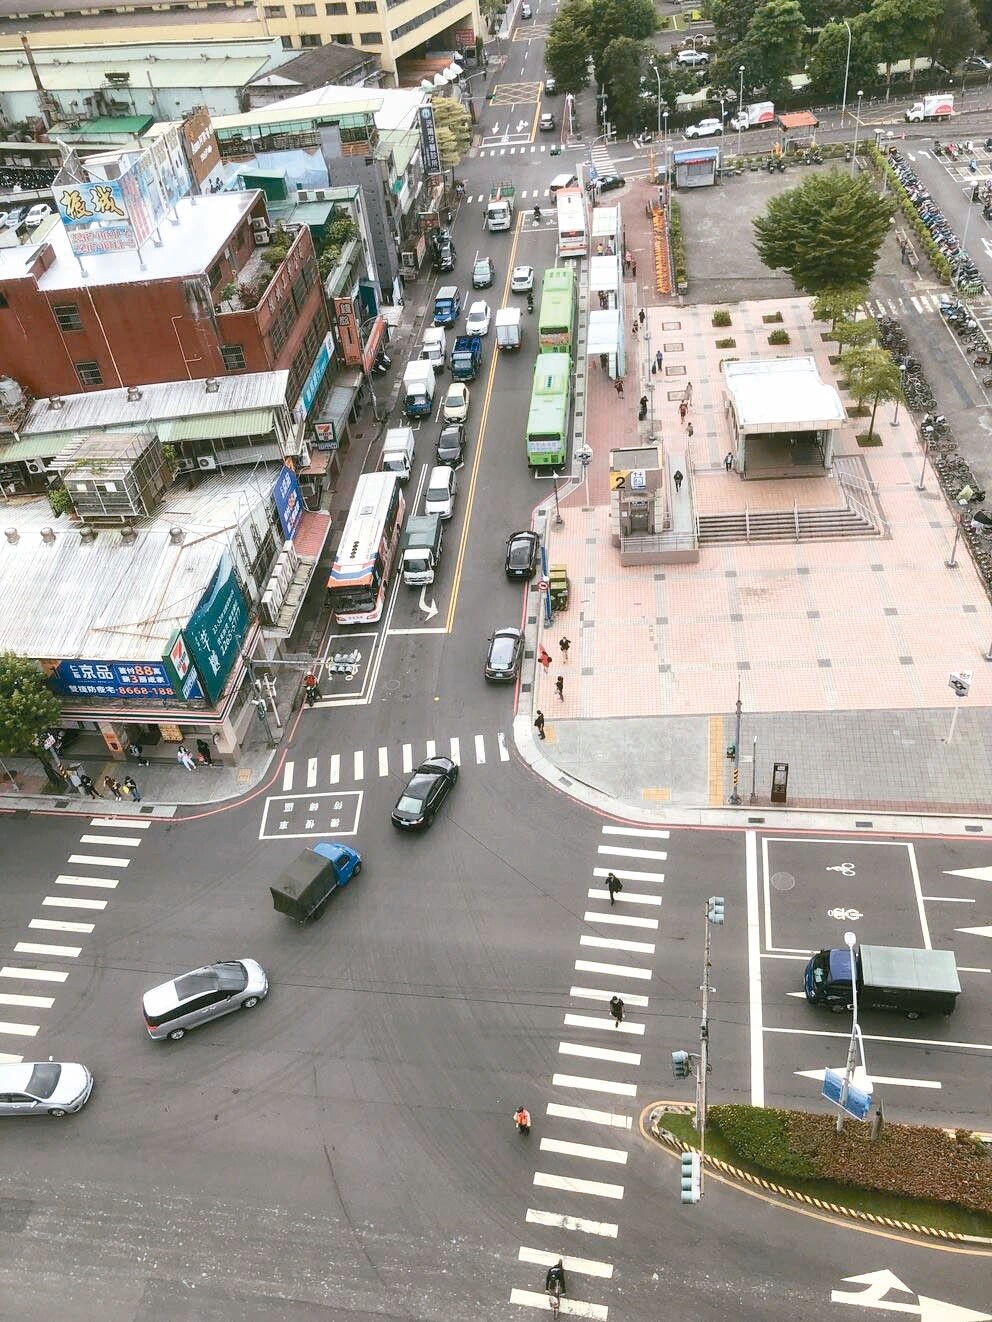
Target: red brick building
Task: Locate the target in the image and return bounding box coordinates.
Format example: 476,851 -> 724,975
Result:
0,191 -> 329,409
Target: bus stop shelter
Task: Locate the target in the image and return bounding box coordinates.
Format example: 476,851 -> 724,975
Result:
671,146 -> 719,188
591,205 -> 620,255
778,110 -> 820,152
588,308 -> 624,379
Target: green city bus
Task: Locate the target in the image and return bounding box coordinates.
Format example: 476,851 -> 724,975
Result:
526,352 -> 571,468
537,266 -> 576,353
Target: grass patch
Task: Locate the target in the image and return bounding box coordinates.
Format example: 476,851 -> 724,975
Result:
658,1111 -> 992,1237
715,337 -> 736,348
762,311 -> 784,323
857,432 -> 883,446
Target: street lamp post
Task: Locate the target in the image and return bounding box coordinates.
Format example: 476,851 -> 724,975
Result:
737,65 -> 745,158
654,63 -> 662,138
850,89 -> 864,175
890,363 -> 906,425
836,931 -> 861,1133
839,19 -> 852,127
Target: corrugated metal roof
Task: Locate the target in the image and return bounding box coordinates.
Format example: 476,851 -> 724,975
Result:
4,57 -> 267,91
159,410 -> 279,442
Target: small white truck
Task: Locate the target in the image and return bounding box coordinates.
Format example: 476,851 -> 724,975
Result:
379,426 -> 415,482
905,94 -> 954,122
495,306 -> 522,350
729,101 -> 774,131
486,183 -> 515,232
420,326 -> 446,370
400,513 -> 444,586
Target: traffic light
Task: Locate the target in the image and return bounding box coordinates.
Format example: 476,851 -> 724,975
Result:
671,1049 -> 692,1079
706,895 -> 725,925
725,744 -> 736,760
680,1151 -> 701,1203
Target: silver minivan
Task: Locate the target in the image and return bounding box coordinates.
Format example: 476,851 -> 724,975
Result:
424,464 -> 457,520
142,958 -> 268,1040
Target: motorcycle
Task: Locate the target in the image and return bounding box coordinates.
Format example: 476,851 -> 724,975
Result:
934,141 -> 944,156
527,293 -> 534,314
969,158 -> 979,173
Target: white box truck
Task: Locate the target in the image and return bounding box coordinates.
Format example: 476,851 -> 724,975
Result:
495,306 -> 522,350
400,513 -> 444,586
905,94 -> 954,122
730,101 -> 775,131
420,326 -> 447,370
486,183 -> 516,232
403,361 -> 435,417
379,426 -> 415,482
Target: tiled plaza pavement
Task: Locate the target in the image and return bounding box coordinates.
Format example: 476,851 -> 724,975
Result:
533,225 -> 992,811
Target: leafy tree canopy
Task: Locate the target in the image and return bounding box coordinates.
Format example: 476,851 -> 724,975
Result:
807,19 -> 882,101
545,9 -> 592,94
0,651 -> 61,759
736,0 -> 808,99
601,37 -> 647,135
927,0 -> 983,71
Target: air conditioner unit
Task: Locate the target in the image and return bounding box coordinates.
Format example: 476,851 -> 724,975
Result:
25,459 -> 47,475
253,227 -> 270,246
252,217 -> 268,233
197,455 -> 218,471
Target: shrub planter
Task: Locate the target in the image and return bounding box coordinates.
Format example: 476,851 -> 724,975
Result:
715,337 -> 736,349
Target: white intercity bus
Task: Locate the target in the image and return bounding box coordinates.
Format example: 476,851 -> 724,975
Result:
556,186 -> 588,259
326,472 -> 405,624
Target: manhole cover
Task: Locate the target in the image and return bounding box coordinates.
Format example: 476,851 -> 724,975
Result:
770,871 -> 796,891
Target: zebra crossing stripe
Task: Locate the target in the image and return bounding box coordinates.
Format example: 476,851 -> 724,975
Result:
498,732 -> 510,761
583,911 -> 658,930
534,1171 -> 625,1198
425,739 -> 437,758
559,1041 -> 641,1066
525,1208 -> 619,1237
403,743 -> 413,773
588,887 -> 661,906
518,1245 -> 615,1277
509,1288 -> 609,1319
282,762 -> 293,791
574,959 -> 652,980
475,734 -> 486,764
378,746 -> 389,777
546,1102 -> 632,1129
564,1012 -> 644,1036
540,1137 -> 628,1165
579,934 -> 655,954
354,750 -> 364,780
307,757 -> 318,788
553,1071 -> 638,1097
569,986 -> 649,1007
329,754 -> 340,785
592,866 -> 664,884
601,826 -> 669,839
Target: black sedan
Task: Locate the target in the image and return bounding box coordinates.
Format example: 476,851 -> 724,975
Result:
504,530 -> 540,579
597,174 -> 626,194
437,422 -> 466,467
485,627 -> 525,682
391,756 -> 459,830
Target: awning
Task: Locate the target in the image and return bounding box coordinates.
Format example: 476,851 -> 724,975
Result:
589,255 -> 620,293
160,410 -> 278,442
587,309 -> 621,355
318,379 -> 360,442
591,206 -> 619,236
778,111 -> 819,130
0,435 -> 58,463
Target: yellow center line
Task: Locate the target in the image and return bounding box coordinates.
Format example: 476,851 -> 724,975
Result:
445,213 -> 525,632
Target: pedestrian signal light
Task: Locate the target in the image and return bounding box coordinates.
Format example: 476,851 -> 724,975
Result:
706,895 -> 725,925
671,1049 -> 691,1079
680,1151 -> 701,1203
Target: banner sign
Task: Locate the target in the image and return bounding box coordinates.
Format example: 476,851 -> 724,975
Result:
163,630 -> 207,700
50,659 -> 178,700
419,105 -> 441,175
54,179 -> 136,255
272,464 -> 303,541
182,554 -> 249,705
333,297 -> 363,367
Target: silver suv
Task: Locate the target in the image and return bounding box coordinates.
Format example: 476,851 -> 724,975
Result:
142,959 -> 268,1040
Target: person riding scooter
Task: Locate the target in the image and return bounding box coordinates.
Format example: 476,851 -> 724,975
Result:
527,290 -> 534,313
533,205 -> 541,224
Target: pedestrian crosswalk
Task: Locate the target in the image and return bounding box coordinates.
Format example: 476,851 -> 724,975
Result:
462,185 -> 559,204
509,821 -> 671,1317
280,730 -> 510,792
589,143 -> 614,178
865,291 -> 956,318
475,143 -> 556,158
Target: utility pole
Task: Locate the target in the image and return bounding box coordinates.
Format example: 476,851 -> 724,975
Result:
729,680 -> 742,804
672,896 -> 724,1202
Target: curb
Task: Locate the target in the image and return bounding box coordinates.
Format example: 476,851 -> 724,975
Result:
643,1103 -> 992,1249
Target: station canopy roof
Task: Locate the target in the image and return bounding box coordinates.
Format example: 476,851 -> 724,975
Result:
587,308 -> 620,355
588,255 -> 619,293
722,357 -> 845,434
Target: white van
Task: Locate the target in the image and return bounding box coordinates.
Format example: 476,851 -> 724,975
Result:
424,464 -> 457,520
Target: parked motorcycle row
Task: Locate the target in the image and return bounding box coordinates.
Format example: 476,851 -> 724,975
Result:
889,148 -> 986,296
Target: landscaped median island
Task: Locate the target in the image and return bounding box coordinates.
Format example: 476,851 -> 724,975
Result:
649,1104 -> 992,1241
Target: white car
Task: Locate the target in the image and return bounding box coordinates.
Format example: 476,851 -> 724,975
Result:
442,381 -> 470,423
685,118 -> 723,138
24,202 -> 53,228
465,300 -> 492,336
676,49 -> 709,67
0,1061 -> 93,1117
511,264 -> 534,293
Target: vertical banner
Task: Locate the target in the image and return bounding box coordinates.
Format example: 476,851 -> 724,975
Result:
419,105 -> 442,176
333,297 -> 363,367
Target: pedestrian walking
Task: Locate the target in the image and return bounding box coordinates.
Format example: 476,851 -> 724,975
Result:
674,469 -> 684,493
177,745 -> 197,772
534,710 -> 546,740
631,319 -> 638,337
103,775 -> 122,800
638,394 -> 648,421
630,256 -> 637,278
78,772 -> 99,799
638,307 -> 645,325
687,422 -> 694,439
724,451 -> 734,473
66,766 -> 85,796
615,377 -> 624,397
538,645 -> 552,673
684,381 -> 693,407
655,349 -> 663,371
623,249 -> 632,272
678,400 -> 688,425
596,241 -> 604,255
196,737 -> 214,766
610,994 -> 625,1027
127,741 -> 149,767
605,872 -> 623,906
555,675 -> 565,701
122,775 -> 141,802
559,636 -> 571,664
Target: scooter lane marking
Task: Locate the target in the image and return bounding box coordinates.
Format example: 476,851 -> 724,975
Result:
525,1208 -> 619,1237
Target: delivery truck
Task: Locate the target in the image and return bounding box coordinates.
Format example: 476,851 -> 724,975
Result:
905,94 -> 954,122
400,512 -> 444,586
450,334 -> 482,380
486,182 -> 516,232
403,360 -> 435,417
433,285 -> 462,326
495,305 -> 522,350
379,426 -> 415,482
420,326 -> 447,370
730,100 -> 775,131
804,943 -> 960,1018
270,842 -> 362,923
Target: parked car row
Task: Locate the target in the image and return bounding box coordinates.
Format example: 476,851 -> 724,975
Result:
0,201 -> 52,231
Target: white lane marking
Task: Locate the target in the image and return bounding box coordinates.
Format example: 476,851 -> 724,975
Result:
450,736 -> 461,764
518,1245 -> 615,1277
354,750 -> 364,780
570,986 -> 649,1007
307,757 -> 318,788
597,845 -> 667,861
601,826 -> 670,839
564,1013 -> 644,1036
746,829 -> 763,1108
553,1072 -> 637,1097
329,754 -> 340,785
922,895 -> 975,903
509,1288 -> 608,1318
43,897 -> 106,911
766,1024 -> 992,1051
67,854 -> 129,868
533,1171 -> 624,1199
526,1208 -> 618,1237
540,1137 -> 628,1165
282,761 -> 294,791
560,1042 -> 641,1066
958,925 -> 992,938
475,734 -> 486,764
499,732 -> 510,760
78,835 -> 142,847
16,941 -> 81,956
0,1053 -> 24,1065
1,966 -> 68,982
425,739 -> 437,758
795,1067 -> 941,1090
945,865 -> 992,880
583,911 -> 658,930
89,817 -> 150,829
958,965 -> 992,972
588,888 -> 661,906
592,867 -> 664,884
55,874 -> 118,889
0,1020 -> 39,1036
547,1103 -> 632,1129
0,993 -> 54,1008
29,919 -> 94,934
402,743 -> 413,773
579,935 -> 655,954
908,843 -> 932,949
574,960 -> 651,980
378,746 -> 389,777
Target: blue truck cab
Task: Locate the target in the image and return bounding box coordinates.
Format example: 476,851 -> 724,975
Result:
433,285 -> 462,326
450,334 -> 482,380
270,842 -> 362,922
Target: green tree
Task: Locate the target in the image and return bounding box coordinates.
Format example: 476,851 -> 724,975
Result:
736,0 -> 808,98
867,0 -> 943,77
927,0 -> 983,70
478,0 -> 502,34
601,37 -> 647,135
807,19 -> 882,100
583,0 -> 656,78
753,169 -> 895,295
812,285 -> 868,331
0,651 -> 62,784
973,0 -> 992,40
834,315 -> 879,349
545,2 -> 592,94
709,0 -> 764,48
841,344 -> 904,436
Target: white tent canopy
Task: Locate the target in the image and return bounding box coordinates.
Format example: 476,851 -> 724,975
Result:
587,308 -> 621,355
589,255 -> 620,294
591,205 -> 620,238
723,357 -> 845,434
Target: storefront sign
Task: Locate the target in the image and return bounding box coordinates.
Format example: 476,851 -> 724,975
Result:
294,332 -> 333,421
419,105 -> 441,176
183,554 -> 249,705
313,423 -> 339,451
333,297 -> 363,368
163,630 -> 206,700
272,464 -> 303,541
50,659 -> 178,700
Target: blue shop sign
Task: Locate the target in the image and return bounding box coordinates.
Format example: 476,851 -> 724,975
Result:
296,333 -> 332,420
272,464 -> 303,541
183,553 -> 249,705
51,659 -> 180,700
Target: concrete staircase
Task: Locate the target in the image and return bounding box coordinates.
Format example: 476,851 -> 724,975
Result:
697,504 -> 880,546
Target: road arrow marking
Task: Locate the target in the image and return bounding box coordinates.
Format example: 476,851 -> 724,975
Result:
944,866 -> 992,881
832,1269 -> 991,1319
795,1067 -> 941,1090
956,925 -> 992,939
418,587 -> 438,620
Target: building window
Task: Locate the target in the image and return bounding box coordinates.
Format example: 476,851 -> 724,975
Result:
207,261 -> 223,288
294,2 -> 316,12
0,292 -> 8,309
325,2 -> 346,11
300,32 -> 321,44
263,3 -> 284,12
75,361 -> 103,387
355,1 -> 377,9
391,0 -> 458,35
360,31 -> 381,42
281,35 -> 294,47
53,303 -> 83,331
337,31 -> 353,41
221,344 -> 246,371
